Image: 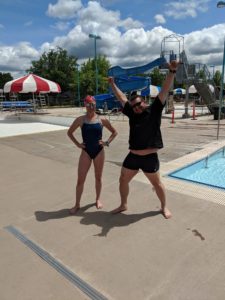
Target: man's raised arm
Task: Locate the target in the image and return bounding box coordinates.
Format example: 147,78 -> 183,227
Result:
158,60 -> 179,105
108,77 -> 128,107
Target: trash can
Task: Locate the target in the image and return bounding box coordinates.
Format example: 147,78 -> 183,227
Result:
213,106 -> 225,120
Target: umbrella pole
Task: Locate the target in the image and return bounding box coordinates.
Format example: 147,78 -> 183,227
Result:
33,93 -> 37,113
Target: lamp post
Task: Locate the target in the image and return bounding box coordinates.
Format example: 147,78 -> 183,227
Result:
216,1 -> 225,140
89,33 -> 101,95
76,63 -> 80,107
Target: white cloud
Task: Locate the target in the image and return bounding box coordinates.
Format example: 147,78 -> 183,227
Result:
0,42 -> 39,77
154,14 -> 166,24
47,0 -> 83,19
51,21 -> 71,31
119,17 -> 143,30
77,1 -> 120,34
0,24 -> 5,29
184,24 -> 225,67
38,16 -> 225,73
165,0 -> 210,19
0,0 -> 224,78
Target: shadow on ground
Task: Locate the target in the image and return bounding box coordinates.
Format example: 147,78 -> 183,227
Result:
35,203 -> 161,237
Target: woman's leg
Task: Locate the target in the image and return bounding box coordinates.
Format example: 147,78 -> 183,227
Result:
70,150 -> 92,214
93,149 -> 105,209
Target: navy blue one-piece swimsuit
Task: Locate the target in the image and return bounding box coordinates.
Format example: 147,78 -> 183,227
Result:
81,117 -> 103,159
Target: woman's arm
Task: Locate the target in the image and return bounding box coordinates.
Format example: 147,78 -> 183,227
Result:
67,116 -> 85,149
100,118 -> 118,146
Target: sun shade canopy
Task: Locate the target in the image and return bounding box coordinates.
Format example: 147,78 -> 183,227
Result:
4,74 -> 61,93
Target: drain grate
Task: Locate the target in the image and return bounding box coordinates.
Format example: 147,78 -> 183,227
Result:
5,225 -> 108,300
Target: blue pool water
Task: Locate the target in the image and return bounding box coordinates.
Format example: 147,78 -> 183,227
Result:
168,148 -> 225,190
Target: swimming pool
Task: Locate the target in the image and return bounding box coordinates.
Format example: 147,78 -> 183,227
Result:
168,147 -> 225,190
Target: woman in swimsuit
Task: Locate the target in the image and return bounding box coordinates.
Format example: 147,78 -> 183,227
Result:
67,95 -> 117,214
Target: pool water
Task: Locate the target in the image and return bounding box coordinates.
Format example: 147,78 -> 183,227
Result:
168,148 -> 225,190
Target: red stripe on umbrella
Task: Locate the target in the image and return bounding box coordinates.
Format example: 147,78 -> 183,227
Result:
4,74 -> 61,93
8,75 -> 30,92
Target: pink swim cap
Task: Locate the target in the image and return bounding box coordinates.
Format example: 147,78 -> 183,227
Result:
84,95 -> 96,103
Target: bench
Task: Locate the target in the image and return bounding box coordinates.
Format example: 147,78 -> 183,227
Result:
0,101 -> 33,110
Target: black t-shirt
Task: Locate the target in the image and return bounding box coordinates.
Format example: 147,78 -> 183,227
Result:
122,96 -> 165,150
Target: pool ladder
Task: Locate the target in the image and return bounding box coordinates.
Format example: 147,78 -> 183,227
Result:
205,147 -> 225,168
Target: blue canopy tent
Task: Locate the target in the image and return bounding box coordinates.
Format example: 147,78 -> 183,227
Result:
94,94 -> 122,110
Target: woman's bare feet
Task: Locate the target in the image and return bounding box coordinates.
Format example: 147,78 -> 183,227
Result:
111,204 -> 128,214
96,200 -> 103,209
161,207 -> 172,219
69,205 -> 80,215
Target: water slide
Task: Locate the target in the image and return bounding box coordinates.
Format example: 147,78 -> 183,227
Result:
193,82 -> 216,113
110,75 -> 150,93
95,56 -> 167,110
108,56 -> 166,92
108,57 -> 166,77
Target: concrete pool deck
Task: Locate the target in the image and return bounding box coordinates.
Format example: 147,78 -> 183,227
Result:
1,108 -> 225,300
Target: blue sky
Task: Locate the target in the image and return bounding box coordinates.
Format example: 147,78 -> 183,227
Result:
1,0 -> 225,77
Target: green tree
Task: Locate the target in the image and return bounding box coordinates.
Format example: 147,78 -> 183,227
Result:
80,58 -> 95,96
27,49 -> 110,105
149,68 -> 165,86
79,55 -> 110,97
27,47 -> 77,92
97,55 -> 111,94
0,72 -> 13,89
213,70 -> 221,87
196,69 -> 207,81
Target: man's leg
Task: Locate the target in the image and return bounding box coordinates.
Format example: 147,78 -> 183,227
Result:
112,167 -> 138,213
144,171 -> 172,219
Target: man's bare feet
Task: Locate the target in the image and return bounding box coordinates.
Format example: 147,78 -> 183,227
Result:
161,207 -> 172,219
96,200 -> 103,209
111,204 -> 127,214
69,205 -> 80,215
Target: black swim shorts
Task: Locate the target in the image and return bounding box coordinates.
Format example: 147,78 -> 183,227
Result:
122,152 -> 159,173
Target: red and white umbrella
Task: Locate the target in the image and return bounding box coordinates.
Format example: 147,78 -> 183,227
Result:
4,74 -> 61,93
